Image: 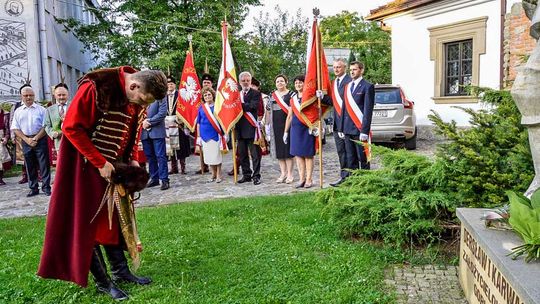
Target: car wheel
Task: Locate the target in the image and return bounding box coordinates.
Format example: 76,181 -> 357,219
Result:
404,128 -> 417,150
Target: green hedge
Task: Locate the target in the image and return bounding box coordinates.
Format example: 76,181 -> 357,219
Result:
319,88 -> 534,246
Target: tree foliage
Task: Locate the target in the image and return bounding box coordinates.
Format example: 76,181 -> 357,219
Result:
238,6 -> 309,92
320,11 -> 391,84
62,0 -> 261,77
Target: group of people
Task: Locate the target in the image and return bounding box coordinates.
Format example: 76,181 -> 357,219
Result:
0,83 -> 70,196
0,58 -> 375,301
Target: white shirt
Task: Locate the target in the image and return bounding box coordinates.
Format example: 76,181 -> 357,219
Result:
11,102 -> 46,135
350,77 -> 363,91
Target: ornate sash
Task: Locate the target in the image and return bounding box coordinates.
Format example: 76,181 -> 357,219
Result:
344,82 -> 371,160
240,92 -> 263,144
291,95 -> 320,152
331,79 -> 344,116
202,103 -> 228,152
272,91 -> 289,115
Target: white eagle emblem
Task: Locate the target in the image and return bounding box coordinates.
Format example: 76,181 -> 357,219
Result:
180,76 -> 200,105
220,77 -> 239,100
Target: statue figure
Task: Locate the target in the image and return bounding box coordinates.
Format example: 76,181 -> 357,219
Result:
511,0 -> 540,197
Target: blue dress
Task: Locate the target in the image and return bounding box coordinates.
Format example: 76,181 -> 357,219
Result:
197,105 -> 220,142
290,100 -> 315,157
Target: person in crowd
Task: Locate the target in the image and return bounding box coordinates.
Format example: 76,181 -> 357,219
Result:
0,102 -> 12,185
235,71 -> 263,185
141,96 -> 169,190
201,73 -> 214,89
165,76 -> 191,175
196,87 -> 225,183
37,67 -> 167,301
45,83 -> 70,161
11,85 -> 51,196
265,74 -> 294,184
341,61 -> 375,175
284,75 -> 331,188
330,58 -> 352,187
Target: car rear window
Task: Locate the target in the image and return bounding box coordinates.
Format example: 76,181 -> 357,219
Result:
374,89 -> 402,104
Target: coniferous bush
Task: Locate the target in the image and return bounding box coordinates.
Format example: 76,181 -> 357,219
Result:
319,88 -> 534,246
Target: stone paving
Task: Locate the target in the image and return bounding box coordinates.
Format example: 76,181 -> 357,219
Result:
385,265 -> 467,304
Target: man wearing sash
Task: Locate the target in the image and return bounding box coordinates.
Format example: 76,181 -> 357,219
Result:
341,61 -> 374,175
236,71 -> 263,185
330,58 -> 352,187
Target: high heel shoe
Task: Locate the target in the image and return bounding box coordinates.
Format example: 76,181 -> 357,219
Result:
295,181 -> 305,188
275,176 -> 286,183
304,181 -> 313,188
285,177 -> 294,184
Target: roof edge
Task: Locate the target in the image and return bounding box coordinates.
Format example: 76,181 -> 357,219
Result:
366,0 -> 440,21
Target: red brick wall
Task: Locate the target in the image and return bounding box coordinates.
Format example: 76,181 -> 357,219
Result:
503,3 -> 537,88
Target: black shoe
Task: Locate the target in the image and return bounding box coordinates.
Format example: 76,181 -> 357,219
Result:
43,189 -> 52,196
237,176 -> 252,183
295,181 -> 306,189
227,169 -> 234,176
160,181 -> 170,190
27,189 -> 39,197
253,177 -> 261,185
104,246 -> 153,286
330,178 -> 345,187
96,282 -> 129,301
147,180 -> 159,188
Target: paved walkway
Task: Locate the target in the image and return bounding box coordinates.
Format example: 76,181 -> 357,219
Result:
385,265 -> 467,304
0,137 -> 440,218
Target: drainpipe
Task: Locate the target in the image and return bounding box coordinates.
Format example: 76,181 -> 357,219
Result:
36,0 -> 51,101
500,0 -> 506,89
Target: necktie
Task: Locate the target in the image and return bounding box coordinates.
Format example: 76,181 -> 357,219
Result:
350,82 -> 356,93
59,105 -> 64,117
337,78 -> 341,88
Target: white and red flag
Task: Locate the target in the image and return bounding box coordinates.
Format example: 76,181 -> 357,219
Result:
214,22 -> 243,134
177,50 -> 202,132
300,18 -> 332,127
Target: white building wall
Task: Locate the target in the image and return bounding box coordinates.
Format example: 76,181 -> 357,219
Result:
0,0 -> 97,102
382,0 -> 513,126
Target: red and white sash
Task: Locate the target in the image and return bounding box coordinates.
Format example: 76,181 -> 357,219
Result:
331,79 -> 344,116
291,95 -> 320,153
202,103 -> 228,152
344,82 -> 371,160
240,91 -> 263,143
272,91 -> 289,115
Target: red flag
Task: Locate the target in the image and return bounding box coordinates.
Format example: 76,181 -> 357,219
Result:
300,19 -> 332,128
214,22 -> 243,134
177,50 -> 202,132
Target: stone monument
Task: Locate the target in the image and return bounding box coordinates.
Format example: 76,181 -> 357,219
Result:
511,0 -> 540,197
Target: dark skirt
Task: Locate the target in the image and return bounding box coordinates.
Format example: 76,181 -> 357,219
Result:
290,115 -> 315,157
176,131 -> 191,159
272,109 -> 292,159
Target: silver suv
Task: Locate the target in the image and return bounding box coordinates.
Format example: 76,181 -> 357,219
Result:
371,85 -> 417,150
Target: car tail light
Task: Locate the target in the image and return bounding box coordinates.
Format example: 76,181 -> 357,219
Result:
403,99 -> 413,109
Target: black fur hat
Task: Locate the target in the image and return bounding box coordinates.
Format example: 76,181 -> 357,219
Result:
111,163 -> 149,193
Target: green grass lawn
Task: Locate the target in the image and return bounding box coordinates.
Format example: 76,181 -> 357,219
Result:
0,193 -> 402,303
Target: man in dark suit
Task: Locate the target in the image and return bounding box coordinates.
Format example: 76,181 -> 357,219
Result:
236,71 -> 263,185
341,61 -> 375,176
330,58 -> 353,187
141,97 -> 169,190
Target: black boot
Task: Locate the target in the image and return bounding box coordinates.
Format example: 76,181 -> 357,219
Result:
169,155 -> 179,174
180,159 -> 186,175
0,170 -> 5,186
104,246 -> 152,285
89,246 -> 129,301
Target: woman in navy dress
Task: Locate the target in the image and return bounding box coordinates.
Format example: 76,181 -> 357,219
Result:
284,75 -> 316,188
265,74 -> 295,184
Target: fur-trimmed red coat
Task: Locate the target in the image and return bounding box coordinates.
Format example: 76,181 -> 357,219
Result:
37,67 -> 143,287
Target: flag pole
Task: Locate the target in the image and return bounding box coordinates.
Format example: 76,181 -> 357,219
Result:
313,8 -> 324,189
188,34 -> 205,176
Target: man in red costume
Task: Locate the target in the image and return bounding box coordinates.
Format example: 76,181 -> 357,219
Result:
37,67 -> 167,300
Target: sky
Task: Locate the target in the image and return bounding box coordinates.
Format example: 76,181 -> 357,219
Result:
243,0 -> 391,32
